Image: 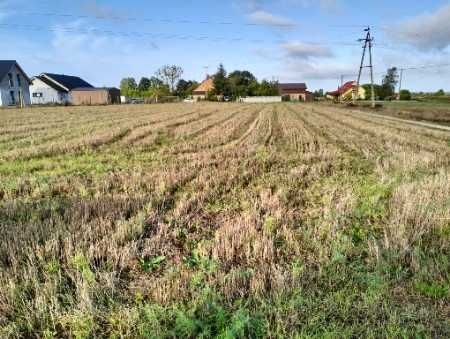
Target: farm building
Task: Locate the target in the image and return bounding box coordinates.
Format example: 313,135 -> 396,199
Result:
30,73 -> 93,105
193,77 -> 214,101
0,60 -> 31,107
70,87 -> 121,106
327,81 -> 366,101
278,83 -> 313,102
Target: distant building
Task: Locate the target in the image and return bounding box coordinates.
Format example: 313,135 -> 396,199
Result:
278,83 -> 313,102
70,87 -> 121,106
193,77 -> 215,101
327,81 -> 366,101
30,73 -> 93,105
0,60 -> 31,107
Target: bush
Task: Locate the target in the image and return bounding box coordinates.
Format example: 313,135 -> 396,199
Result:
399,90 -> 412,101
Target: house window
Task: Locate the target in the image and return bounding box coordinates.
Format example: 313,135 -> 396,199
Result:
8,73 -> 14,87
32,92 -> 43,98
9,91 -> 16,105
17,74 -> 21,87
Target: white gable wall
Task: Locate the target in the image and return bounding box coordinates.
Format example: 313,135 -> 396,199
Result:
0,63 -> 31,107
29,78 -> 69,105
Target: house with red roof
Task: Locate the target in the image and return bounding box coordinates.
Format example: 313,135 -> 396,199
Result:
327,81 -> 366,102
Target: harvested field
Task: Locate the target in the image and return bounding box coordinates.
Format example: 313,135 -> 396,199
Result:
1,103 -> 449,338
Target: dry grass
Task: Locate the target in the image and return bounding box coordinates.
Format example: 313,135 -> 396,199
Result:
0,103 -> 449,338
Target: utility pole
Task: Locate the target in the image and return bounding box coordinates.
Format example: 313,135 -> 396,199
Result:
340,74 -> 344,103
398,68 -> 404,100
203,66 -> 209,79
354,26 -> 375,108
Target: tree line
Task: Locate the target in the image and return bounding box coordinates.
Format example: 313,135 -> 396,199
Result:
120,65 -> 197,100
361,68 -> 447,101
119,64 -> 280,101
210,64 -> 279,100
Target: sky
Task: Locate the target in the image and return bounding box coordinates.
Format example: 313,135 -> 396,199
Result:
1,0 -> 450,92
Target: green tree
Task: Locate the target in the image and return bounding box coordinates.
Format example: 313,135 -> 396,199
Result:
213,64 -> 231,97
228,70 -> 257,98
176,79 -> 199,98
435,89 -> 445,96
399,89 -> 412,100
362,84 -> 382,100
156,65 -> 184,93
138,77 -> 151,92
380,67 -> 398,100
120,77 -> 137,97
313,89 -> 324,98
255,80 -> 279,96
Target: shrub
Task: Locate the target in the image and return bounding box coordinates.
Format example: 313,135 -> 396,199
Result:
399,90 -> 412,101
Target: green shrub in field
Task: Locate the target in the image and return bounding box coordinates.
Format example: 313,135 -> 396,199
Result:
399,89 -> 412,100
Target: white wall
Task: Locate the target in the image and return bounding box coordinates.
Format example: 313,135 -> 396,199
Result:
241,96 -> 282,103
0,63 -> 31,107
29,78 -> 69,105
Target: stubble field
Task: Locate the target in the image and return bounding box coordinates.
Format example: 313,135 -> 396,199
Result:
0,103 -> 449,338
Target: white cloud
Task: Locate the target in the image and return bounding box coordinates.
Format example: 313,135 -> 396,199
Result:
248,10 -> 296,27
281,41 -> 333,59
285,59 -> 355,80
392,4 -> 450,50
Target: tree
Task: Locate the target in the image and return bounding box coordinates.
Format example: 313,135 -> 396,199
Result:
435,89 -> 445,96
399,89 -> 412,100
313,89 -> 324,98
156,65 -> 184,93
138,77 -> 151,92
362,84 -> 382,100
380,67 -> 398,100
176,79 -> 199,98
255,80 -> 279,96
228,70 -> 257,98
213,64 -> 231,97
120,77 -> 137,97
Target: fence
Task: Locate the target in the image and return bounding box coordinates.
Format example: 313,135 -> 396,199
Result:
240,96 -> 282,103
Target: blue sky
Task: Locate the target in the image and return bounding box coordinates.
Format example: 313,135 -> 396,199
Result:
1,0 -> 450,91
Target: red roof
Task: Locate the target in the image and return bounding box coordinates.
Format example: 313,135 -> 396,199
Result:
328,81 -> 356,96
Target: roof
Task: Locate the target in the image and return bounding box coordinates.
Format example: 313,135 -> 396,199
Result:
41,73 -> 94,92
279,83 -> 307,91
327,81 -> 356,96
71,87 -> 119,92
0,60 -> 31,83
33,75 -> 67,92
193,77 -> 215,94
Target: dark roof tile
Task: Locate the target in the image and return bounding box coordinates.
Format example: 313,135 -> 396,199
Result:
42,73 -> 94,91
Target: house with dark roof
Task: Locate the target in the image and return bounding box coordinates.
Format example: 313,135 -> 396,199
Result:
29,73 -> 93,105
278,83 -> 313,102
0,60 -> 31,107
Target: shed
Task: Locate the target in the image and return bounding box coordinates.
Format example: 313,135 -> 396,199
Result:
279,83 -> 312,102
70,88 -> 121,106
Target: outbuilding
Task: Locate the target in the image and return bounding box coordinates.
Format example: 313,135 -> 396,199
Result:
70,87 -> 121,106
279,83 -> 313,102
30,73 -> 93,105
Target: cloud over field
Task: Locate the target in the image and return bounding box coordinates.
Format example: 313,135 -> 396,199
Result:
392,4 -> 450,50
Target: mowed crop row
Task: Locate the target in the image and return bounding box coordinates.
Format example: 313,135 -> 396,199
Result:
0,103 -> 449,338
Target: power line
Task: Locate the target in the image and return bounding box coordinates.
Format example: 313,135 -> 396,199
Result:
0,23 -> 373,47
19,11 -> 297,28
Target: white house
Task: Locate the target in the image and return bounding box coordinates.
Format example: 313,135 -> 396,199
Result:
29,73 -> 93,105
0,60 -> 31,107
